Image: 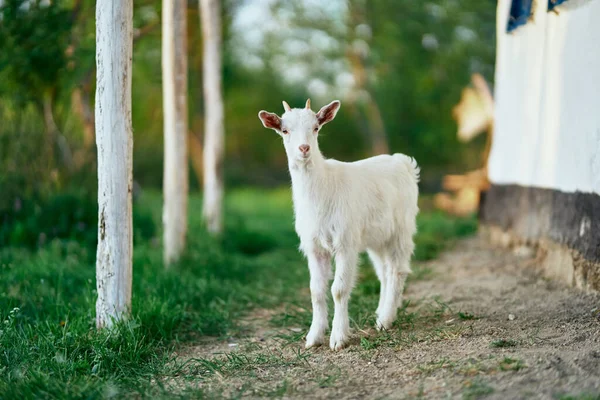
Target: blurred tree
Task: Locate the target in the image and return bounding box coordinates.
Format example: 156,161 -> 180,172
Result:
363,0 -> 496,179
162,0 -> 189,265
69,0 -> 159,165
345,0 -> 389,155
229,0 -> 496,186
68,0 -> 96,161
95,0 -> 134,328
0,0 -> 497,200
0,0 -> 76,169
0,0 -> 162,199
199,0 -> 225,234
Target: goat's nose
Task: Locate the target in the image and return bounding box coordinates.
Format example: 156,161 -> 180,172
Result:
299,144 -> 310,154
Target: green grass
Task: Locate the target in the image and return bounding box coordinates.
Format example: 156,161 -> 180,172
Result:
0,188 -> 477,398
413,211 -> 478,261
557,394 -> 600,400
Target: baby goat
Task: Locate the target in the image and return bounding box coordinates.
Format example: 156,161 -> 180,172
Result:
258,99 -> 420,350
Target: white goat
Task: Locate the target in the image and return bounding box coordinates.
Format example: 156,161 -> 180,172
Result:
258,99 -> 420,350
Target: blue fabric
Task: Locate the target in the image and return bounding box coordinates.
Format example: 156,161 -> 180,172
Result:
548,0 -> 568,10
507,0 -> 534,32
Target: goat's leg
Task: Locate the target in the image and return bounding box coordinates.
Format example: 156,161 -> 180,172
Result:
367,249 -> 388,319
376,250 -> 411,331
330,250 -> 358,351
305,250 -> 332,348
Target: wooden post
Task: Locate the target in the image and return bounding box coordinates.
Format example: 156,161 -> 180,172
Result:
95,0 -> 134,328
199,0 -> 225,234
162,0 -> 189,265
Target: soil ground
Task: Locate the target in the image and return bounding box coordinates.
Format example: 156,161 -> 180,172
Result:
174,238 -> 600,399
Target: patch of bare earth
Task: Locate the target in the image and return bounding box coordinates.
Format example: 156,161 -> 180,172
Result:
172,238 -> 600,399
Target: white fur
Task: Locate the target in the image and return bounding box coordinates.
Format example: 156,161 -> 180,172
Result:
258,100 -> 420,350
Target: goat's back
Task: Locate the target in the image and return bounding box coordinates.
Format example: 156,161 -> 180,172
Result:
314,153 -> 419,251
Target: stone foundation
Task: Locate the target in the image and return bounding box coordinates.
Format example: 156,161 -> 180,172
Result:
480,225 -> 600,292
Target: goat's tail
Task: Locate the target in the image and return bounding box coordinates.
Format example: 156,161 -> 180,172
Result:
394,153 -> 420,183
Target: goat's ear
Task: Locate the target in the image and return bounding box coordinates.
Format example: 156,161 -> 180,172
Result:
316,100 -> 341,126
258,110 -> 282,132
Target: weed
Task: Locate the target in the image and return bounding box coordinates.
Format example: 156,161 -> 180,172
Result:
459,358 -> 489,377
458,311 -> 478,320
491,339 -> 518,348
499,357 -> 526,371
417,357 -> 456,374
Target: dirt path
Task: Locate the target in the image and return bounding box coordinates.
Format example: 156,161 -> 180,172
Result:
174,238 -> 600,399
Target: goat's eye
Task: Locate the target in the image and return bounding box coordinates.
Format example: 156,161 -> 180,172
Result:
282,129 -> 288,134
313,127 -> 319,132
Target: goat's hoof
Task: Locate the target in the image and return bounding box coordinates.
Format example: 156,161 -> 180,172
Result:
305,338 -> 324,349
329,331 -> 349,351
375,318 -> 393,331
305,330 -> 325,349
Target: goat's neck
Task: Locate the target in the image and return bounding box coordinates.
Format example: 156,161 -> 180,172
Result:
289,150 -> 327,203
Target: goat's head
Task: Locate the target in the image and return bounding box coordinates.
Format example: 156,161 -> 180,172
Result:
258,99 -> 340,164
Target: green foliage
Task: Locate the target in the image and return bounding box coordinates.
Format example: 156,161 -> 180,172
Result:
247,0 -> 497,184
0,190 -> 156,251
366,0 -> 497,171
0,104 -> 55,207
0,0 -> 74,101
0,0 -> 496,193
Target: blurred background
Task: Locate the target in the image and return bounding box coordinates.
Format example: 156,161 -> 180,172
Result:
0,0 -> 496,246
0,1 -> 497,394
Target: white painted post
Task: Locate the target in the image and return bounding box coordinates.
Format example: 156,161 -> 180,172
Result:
162,0 -> 189,265
95,0 -> 134,328
200,0 -> 225,234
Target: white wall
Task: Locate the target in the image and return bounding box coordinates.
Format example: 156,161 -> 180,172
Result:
490,0 -> 600,195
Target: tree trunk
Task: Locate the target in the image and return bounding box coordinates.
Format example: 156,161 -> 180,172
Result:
72,87 -> 95,150
71,86 -> 96,169
346,50 -> 389,156
189,130 -> 204,188
42,90 -> 74,170
199,0 -> 224,234
363,95 -> 389,155
162,0 -> 189,266
95,0 -> 134,329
